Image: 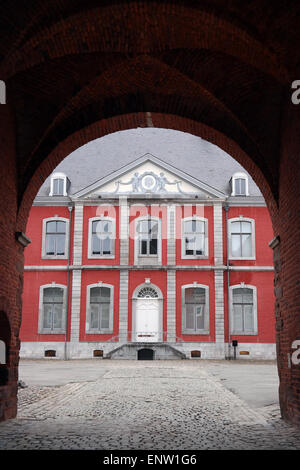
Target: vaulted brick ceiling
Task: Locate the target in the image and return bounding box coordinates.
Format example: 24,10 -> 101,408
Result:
0,0 -> 299,204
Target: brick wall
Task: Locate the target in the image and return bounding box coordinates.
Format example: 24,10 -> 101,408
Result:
0,0 -> 299,425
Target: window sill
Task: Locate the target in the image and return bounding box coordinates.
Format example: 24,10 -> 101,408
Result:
182,330 -> 210,335
38,330 -> 66,334
88,255 -> 115,259
85,330 -> 114,335
42,255 -> 68,260
231,331 -> 258,336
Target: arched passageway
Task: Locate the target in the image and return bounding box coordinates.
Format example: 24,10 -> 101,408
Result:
138,349 -> 154,361
0,1 -> 299,425
0,311 -> 10,386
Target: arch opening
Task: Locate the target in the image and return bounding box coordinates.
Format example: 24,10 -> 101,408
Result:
5,122 -> 297,431
0,312 -> 11,387
137,348 -> 154,361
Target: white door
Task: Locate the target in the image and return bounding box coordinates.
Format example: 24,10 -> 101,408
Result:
135,298 -> 160,342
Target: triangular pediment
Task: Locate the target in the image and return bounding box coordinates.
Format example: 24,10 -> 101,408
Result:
74,154 -> 226,199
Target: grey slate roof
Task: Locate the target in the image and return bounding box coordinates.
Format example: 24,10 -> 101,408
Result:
37,128 -> 262,198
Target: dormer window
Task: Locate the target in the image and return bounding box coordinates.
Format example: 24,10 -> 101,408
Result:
231,172 -> 249,196
49,172 -> 69,196
53,178 -> 64,195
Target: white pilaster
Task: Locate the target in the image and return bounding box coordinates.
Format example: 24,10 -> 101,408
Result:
119,197 -> 129,265
70,269 -> 82,342
167,270 -> 176,342
214,270 -> 225,357
73,203 -> 84,265
167,204 -> 176,265
118,270 -> 129,342
213,202 -> 223,266
70,203 -> 83,344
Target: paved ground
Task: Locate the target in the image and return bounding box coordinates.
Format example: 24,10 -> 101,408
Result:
0,359 -> 299,450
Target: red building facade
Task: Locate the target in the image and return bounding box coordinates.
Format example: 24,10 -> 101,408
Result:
20,153 -> 275,360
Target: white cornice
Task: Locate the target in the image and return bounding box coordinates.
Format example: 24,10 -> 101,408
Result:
73,153 -> 226,199
24,265 -> 274,271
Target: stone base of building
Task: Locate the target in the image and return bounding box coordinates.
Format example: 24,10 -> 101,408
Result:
20,341 -> 276,361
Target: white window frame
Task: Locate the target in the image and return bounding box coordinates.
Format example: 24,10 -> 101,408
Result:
38,283 -> 67,334
85,283 -> 114,334
228,216 -> 256,260
229,284 -> 258,335
88,217 -> 115,259
42,217 -> 69,259
134,216 -> 162,264
49,172 -> 68,196
181,283 -> 209,335
181,216 -> 209,259
231,172 -> 249,196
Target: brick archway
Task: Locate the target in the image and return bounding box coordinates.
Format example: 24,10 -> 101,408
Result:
16,114 -> 277,231
0,0 -> 299,425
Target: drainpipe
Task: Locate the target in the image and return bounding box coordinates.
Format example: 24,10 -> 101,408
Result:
224,203 -> 231,360
64,201 -> 73,360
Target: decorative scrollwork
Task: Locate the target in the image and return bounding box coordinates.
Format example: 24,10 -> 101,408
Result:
113,171 -> 184,194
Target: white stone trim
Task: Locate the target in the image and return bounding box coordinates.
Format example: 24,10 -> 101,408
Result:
213,202 -> 223,265
229,283 -> 258,335
19,341 -> 277,360
24,264 -> 274,272
73,204 -> 84,265
119,271 -> 129,342
214,270 -> 225,347
38,283 -> 67,334
87,216 -> 115,259
181,283 -> 209,335
228,216 -> 256,260
70,269 -> 82,342
85,282 -> 114,334
119,197 -> 129,265
41,217 -> 69,260
167,205 -> 176,265
167,271 -> 176,342
74,154 -> 226,199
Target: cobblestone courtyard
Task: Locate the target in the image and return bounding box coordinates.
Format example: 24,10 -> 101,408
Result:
0,360 -> 299,450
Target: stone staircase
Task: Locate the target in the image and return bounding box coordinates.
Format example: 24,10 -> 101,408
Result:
105,342 -> 186,360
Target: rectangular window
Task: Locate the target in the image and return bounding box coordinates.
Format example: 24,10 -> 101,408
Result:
232,288 -> 254,333
52,178 -> 64,195
91,220 -> 113,256
89,286 -> 112,331
183,287 -> 207,333
45,220 -> 66,256
183,220 -> 206,257
43,287 -> 64,331
230,221 -> 253,258
137,219 -> 158,256
234,178 -> 246,196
